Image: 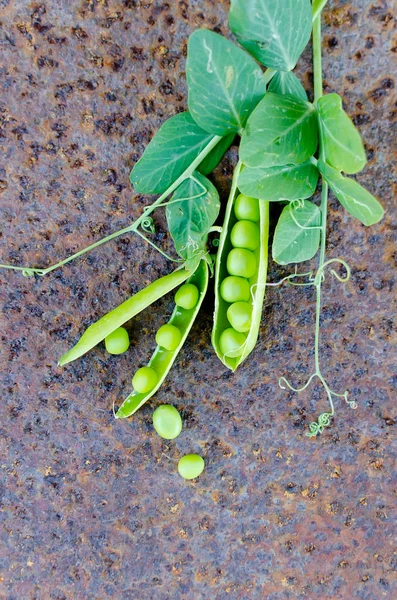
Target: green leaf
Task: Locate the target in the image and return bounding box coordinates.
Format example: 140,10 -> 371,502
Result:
238,161 -> 319,201
273,200 -> 321,265
318,94 -> 367,174
186,29 -> 266,136
240,92 -> 318,168
268,71 -> 308,101
229,0 -> 312,71
198,133 -> 235,175
166,171 -> 220,260
130,112 -> 218,194
318,160 -> 384,226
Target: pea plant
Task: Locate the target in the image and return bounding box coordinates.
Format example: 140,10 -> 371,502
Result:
1,0 -> 384,440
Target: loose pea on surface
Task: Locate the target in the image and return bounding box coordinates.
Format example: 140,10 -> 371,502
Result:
155,323 -> 182,351
230,220 -> 260,251
178,454 -> 205,480
227,301 -> 253,333
104,327 -> 130,355
174,283 -> 199,310
227,248 -> 257,279
220,276 -> 251,303
132,366 -> 158,394
234,193 -> 260,222
219,327 -> 246,358
152,404 -> 182,439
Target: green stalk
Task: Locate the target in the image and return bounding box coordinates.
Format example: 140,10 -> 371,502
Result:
313,12 -> 328,379
263,68 -> 277,86
312,0 -> 330,22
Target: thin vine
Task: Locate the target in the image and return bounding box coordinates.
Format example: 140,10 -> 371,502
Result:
276,8 -> 357,436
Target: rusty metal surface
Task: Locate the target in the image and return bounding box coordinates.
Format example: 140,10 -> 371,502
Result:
0,1 -> 396,598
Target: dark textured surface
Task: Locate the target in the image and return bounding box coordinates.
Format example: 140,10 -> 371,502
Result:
0,1 -> 396,598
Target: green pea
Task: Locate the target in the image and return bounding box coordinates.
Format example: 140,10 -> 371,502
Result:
227,302 -> 253,333
227,248 -> 257,278
104,327 -> 130,355
220,276 -> 251,303
132,366 -> 158,394
234,193 -> 260,222
155,323 -> 182,351
152,404 -> 182,439
178,454 -> 205,480
219,328 -> 246,358
174,283 -> 199,310
230,220 -> 260,251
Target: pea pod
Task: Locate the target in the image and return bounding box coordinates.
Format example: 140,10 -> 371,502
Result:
116,260 -> 209,418
58,267 -> 193,366
212,163 -> 269,370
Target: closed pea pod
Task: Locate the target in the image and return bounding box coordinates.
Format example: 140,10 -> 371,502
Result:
116,260 -> 209,418
212,162 -> 269,370
59,266 -> 192,366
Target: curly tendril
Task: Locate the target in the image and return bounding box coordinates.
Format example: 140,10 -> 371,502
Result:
141,217 -> 156,234
22,268 -> 40,277
278,370 -> 355,437
307,412 -> 333,437
314,258 -> 351,285
265,268 -> 315,288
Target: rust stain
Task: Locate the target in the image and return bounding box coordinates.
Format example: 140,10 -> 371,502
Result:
0,0 -> 396,598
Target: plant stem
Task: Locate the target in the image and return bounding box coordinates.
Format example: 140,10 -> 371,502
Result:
313,11 -> 328,285
1,135 -> 222,276
263,68 -> 277,86
312,0 -> 330,22
313,14 -> 324,105
312,5 -> 336,432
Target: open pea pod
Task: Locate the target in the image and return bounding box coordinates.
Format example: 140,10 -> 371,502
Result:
212,164 -> 269,371
116,260 -> 209,418
59,267 -> 193,366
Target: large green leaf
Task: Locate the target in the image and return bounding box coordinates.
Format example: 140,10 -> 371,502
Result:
268,71 -> 308,101
238,161 -> 319,201
198,133 -> 235,175
318,161 -> 384,226
130,112 -> 220,194
166,171 -> 220,261
240,92 -> 318,168
229,0 -> 312,71
317,94 -> 367,174
273,200 -> 321,265
186,29 -> 266,136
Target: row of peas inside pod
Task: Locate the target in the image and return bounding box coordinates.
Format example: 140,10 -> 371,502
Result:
212,191 -> 269,371
104,280 -> 205,480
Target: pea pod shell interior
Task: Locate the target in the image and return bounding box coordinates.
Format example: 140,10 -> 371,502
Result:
116,260 -> 209,418
212,173 -> 269,371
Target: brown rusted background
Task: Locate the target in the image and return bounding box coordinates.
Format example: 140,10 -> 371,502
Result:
0,1 -> 396,598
